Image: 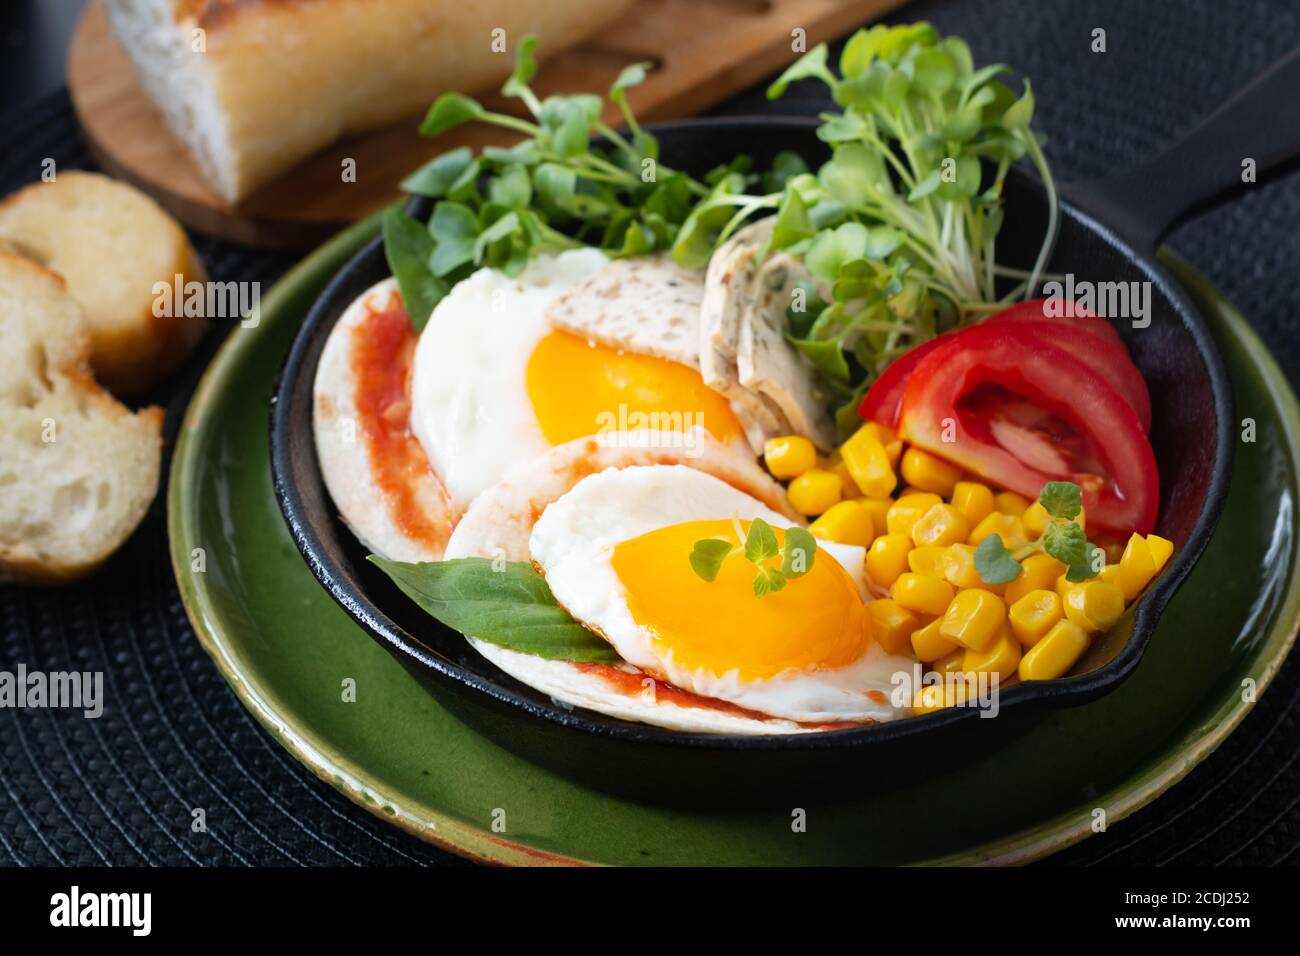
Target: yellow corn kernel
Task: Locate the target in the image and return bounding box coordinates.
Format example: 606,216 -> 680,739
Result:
940,588 -> 1007,651
911,678 -> 971,715
808,500 -> 874,546
1023,501 -> 1088,536
1055,573 -> 1079,601
825,456 -> 862,498
866,534 -> 912,588
1147,534 -> 1174,572
899,447 -> 962,497
1098,563 -> 1122,586
967,512 -> 1029,547
951,481 -> 995,526
1064,580 -> 1126,632
938,544 -> 986,592
859,498 -> 892,535
762,435 -> 816,479
962,627 -> 1021,681
933,648 -> 968,677
891,572 -> 956,616
1018,619 -> 1089,681
994,491 -> 1031,515
887,492 -> 943,537
1115,532 -> 1157,600
1008,589 -> 1063,647
840,425 -> 897,499
867,599 -> 921,655
908,545 -> 949,579
862,421 -> 904,468
911,503 -> 972,548
1004,552 -> 1067,606
788,468 -> 842,516
911,616 -> 958,662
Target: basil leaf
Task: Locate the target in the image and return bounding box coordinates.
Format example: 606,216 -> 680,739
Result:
689,538 -> 733,582
975,534 -> 1023,585
1038,481 -> 1082,521
1043,521 -> 1090,567
781,527 -> 818,578
382,207 -> 446,331
369,557 -> 620,662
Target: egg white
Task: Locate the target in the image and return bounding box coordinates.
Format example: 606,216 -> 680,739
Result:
530,465 -> 910,724
409,248 -> 611,511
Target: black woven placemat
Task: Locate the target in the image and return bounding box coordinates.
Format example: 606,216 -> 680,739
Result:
0,0 -> 1296,866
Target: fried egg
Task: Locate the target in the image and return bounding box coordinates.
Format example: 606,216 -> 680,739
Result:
529,465 -> 909,725
410,250 -> 745,512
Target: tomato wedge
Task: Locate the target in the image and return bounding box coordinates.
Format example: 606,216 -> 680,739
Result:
860,300 -> 1151,431
896,324 -> 1158,536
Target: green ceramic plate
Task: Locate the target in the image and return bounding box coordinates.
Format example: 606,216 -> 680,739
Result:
168,215 -> 1300,865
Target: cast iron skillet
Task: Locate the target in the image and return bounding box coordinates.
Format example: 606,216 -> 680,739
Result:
271,50 -> 1299,805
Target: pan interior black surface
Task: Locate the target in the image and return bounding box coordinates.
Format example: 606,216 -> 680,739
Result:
270,118 -> 1231,802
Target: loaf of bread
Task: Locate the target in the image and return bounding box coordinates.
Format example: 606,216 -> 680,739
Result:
0,171 -> 208,395
102,0 -> 638,203
0,252 -> 163,585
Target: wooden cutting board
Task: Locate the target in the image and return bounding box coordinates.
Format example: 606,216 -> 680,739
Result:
67,0 -> 905,250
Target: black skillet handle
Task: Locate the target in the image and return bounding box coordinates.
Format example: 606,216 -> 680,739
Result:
1070,46 -> 1300,251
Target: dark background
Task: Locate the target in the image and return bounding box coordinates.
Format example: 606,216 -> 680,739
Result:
0,0 -> 1296,866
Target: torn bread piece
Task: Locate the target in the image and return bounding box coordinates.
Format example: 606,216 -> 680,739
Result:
313,277 -> 456,563
737,250 -> 838,450
0,252 -> 163,584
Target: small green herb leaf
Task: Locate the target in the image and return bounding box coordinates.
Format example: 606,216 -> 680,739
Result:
610,61 -> 652,98
753,566 -> 787,598
502,36 -> 539,98
975,534 -> 1023,585
1039,481 -> 1082,521
1043,520 -> 1089,567
766,43 -> 833,99
781,527 -> 818,578
689,538 -> 733,582
419,93 -> 485,136
745,517 -> 780,564
400,147 -> 474,198
368,557 -> 620,662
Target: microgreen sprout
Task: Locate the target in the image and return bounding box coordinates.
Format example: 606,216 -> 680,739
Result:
974,480 -> 1104,586
689,517 -> 818,597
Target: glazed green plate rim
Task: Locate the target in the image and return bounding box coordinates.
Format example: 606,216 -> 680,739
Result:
168,215 -> 1300,866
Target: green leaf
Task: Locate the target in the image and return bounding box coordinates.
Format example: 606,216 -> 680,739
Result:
912,48 -> 956,97
400,147 -> 474,197
427,201 -> 480,276
473,211 -> 520,263
488,163 -> 533,208
781,527 -> 818,578
975,534 -> 1023,585
1065,546 -> 1104,583
766,187 -> 814,253
819,142 -> 887,208
419,93 -> 485,136
1001,79 -> 1035,130
610,61 -> 652,98
908,168 -> 942,202
789,335 -> 851,382
840,25 -> 887,78
1043,521 -> 1089,567
805,221 -> 869,280
501,35 -> 539,99
381,207 -> 446,330
744,517 -> 780,564
689,538 -> 733,582
752,566 -> 787,598
1039,481 -> 1083,521
767,43 -> 833,99
369,557 -> 620,662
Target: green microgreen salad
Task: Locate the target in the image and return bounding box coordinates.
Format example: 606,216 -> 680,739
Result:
974,481 -> 1102,585
689,518 -> 819,598
384,22 -> 1058,424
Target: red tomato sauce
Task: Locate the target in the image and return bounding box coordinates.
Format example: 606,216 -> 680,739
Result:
349,294 -> 441,548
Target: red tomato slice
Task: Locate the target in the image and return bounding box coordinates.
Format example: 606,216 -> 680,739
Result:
897,324 -> 1159,536
860,299 -> 1151,431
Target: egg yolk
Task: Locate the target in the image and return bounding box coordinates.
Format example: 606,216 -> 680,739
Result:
610,519 -> 870,682
525,329 -> 743,446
